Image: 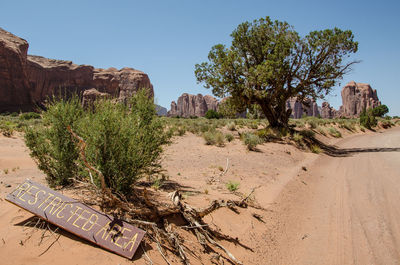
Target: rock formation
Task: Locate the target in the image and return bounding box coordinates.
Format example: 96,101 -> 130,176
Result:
340,81 -> 380,117
168,93 -> 219,117
0,28 -> 153,112
82,88 -> 110,108
155,104 -> 167,116
286,97 -> 320,118
320,102 -> 337,119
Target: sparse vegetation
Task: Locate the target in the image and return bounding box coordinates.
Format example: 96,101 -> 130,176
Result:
227,121 -> 236,131
225,133 -> 234,142
328,127 -> 342,138
360,108 -> 377,129
292,133 -> 303,143
19,112 -> 41,120
25,90 -> 170,195
226,180 -> 240,192
243,132 -> 263,151
310,145 -> 322,153
205,109 -> 221,119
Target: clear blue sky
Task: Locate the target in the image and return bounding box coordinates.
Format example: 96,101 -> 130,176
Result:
1,0 -> 399,115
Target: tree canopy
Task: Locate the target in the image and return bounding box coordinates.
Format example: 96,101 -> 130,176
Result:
195,17 -> 359,128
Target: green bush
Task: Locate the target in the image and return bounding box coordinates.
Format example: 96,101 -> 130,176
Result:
215,131 -> 225,147
292,133 -> 303,143
226,181 -> 240,192
310,144 -> 322,153
0,121 -> 15,137
205,109 -> 221,119
25,90 -> 170,195
316,126 -> 326,136
225,133 -> 234,142
25,96 -> 83,187
307,120 -> 317,129
203,131 -> 217,145
19,112 -> 41,120
371,105 -> 389,117
203,130 -> 225,146
227,121 -> 236,131
328,127 -> 342,138
243,132 -> 263,151
299,129 -> 315,138
359,108 -> 377,129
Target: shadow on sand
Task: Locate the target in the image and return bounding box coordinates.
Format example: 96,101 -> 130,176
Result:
308,137 -> 400,157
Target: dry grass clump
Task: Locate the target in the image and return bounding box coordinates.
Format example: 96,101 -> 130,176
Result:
292,132 -> 303,143
316,126 -> 326,136
310,144 -> 322,153
225,133 -> 234,142
227,121 -> 236,131
328,127 -> 342,138
242,132 -> 263,151
203,130 -> 225,146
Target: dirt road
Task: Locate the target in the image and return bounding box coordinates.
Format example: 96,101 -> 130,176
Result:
267,126 -> 400,265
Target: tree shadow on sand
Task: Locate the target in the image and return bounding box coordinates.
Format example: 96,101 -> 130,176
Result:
307,137 -> 400,157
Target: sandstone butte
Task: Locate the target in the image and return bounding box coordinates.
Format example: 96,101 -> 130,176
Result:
168,80 -> 382,119
0,27 -> 153,112
0,28 -> 381,118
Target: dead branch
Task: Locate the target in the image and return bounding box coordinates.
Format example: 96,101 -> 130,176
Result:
219,158 -> 229,176
66,126 -> 250,265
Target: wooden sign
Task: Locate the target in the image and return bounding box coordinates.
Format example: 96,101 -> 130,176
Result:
5,179 -> 145,259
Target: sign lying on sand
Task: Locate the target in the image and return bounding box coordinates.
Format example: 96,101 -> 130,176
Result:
5,179 -> 145,259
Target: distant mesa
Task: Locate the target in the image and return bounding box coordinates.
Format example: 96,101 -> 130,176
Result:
155,104 -> 167,116
286,97 -> 320,119
168,93 -> 219,117
0,28 -> 382,118
0,27 -> 153,112
339,81 -> 381,117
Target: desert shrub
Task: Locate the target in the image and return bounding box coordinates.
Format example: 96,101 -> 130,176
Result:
225,133 -> 234,142
200,122 -> 211,133
25,91 -> 169,195
205,110 -> 221,119
79,92 -> 169,195
307,120 -> 317,129
371,105 -> 389,117
226,181 -> 239,192
316,126 -> 326,136
292,133 -> 303,143
359,109 -> 377,129
299,129 -> 315,138
243,132 -> 263,151
310,144 -> 322,153
215,131 -> 225,146
203,131 -> 217,145
296,120 -> 305,128
328,127 -> 342,138
248,122 -> 258,129
227,121 -> 236,131
203,130 -> 225,146
177,126 -> 186,136
19,112 -> 41,120
25,96 -> 83,187
379,120 -> 392,129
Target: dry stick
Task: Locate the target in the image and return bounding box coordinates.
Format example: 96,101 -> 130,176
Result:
67,126 -> 107,192
141,244 -> 153,265
38,233 -> 61,257
239,185 -> 261,206
219,158 -> 229,176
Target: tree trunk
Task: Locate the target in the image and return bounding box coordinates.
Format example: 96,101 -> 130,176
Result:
258,101 -> 289,129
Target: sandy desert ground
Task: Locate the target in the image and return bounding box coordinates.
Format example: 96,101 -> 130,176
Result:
0,126 -> 399,265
